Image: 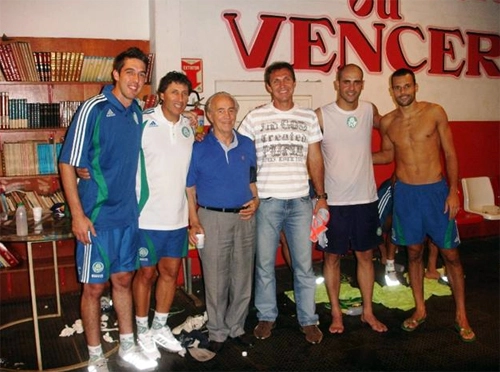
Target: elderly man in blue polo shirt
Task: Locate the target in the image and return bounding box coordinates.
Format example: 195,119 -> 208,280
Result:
186,91 -> 259,353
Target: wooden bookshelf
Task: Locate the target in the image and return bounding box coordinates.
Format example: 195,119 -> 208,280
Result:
0,36 -> 151,301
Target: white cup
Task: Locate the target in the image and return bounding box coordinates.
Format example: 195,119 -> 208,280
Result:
196,233 -> 205,249
33,207 -> 43,222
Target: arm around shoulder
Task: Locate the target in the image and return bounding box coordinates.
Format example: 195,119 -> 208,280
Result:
372,114 -> 394,165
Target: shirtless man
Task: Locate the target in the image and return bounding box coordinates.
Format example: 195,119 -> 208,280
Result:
316,64 -> 387,334
373,68 -> 475,342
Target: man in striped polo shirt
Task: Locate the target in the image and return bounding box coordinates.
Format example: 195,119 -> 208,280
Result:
238,61 -> 327,345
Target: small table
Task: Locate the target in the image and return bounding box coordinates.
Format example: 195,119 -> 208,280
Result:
0,214 -> 73,370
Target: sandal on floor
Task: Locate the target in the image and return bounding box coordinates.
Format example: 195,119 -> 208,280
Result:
454,323 -> 476,342
401,317 -> 426,332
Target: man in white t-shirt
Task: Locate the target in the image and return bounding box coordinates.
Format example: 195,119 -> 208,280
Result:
315,64 -> 387,334
133,71 -> 195,360
238,61 -> 327,344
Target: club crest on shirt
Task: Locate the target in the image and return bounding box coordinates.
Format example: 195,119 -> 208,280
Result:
182,126 -> 192,138
346,116 -> 358,128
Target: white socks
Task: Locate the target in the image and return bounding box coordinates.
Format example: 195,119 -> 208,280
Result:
151,311 -> 169,331
88,344 -> 104,362
386,259 -> 395,273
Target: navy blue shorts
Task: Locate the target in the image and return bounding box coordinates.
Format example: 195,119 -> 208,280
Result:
76,223 -> 139,284
377,178 -> 393,232
392,179 -> 460,248
137,227 -> 188,267
320,201 -> 381,255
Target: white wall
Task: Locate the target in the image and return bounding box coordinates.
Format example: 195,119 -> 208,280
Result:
0,0 -> 149,39
0,0 -> 499,121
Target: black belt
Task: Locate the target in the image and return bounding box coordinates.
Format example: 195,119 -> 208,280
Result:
200,205 -> 245,213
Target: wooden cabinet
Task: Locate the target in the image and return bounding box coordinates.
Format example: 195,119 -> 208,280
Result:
0,37 -> 151,301
0,240 -> 80,301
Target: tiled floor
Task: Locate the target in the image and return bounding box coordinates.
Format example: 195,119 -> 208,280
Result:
0,236 -> 499,371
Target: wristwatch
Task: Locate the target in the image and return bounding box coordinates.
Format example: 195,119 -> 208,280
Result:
315,193 -> 328,200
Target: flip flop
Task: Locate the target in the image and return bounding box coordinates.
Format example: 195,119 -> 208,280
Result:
454,323 -> 476,343
401,317 -> 426,332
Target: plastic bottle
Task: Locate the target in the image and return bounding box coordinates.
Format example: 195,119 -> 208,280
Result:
16,202 -> 28,236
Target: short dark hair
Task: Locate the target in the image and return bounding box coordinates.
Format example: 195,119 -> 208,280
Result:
391,68 -> 416,85
113,47 -> 149,75
157,71 -> 192,95
264,61 -> 296,85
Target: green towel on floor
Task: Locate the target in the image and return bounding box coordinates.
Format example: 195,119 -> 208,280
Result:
284,275 -> 451,312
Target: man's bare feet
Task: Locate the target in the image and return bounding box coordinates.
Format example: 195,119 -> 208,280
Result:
361,313 -> 388,332
424,270 -> 440,280
329,315 -> 344,334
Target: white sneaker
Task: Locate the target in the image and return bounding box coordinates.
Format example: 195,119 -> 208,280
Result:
87,357 -> 109,372
152,326 -> 183,352
117,346 -> 158,371
138,330 -> 161,360
385,270 -> 400,287
172,312 -> 208,335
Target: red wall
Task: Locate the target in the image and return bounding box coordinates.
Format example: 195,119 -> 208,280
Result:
373,121 -> 499,238
372,121 -> 499,185
179,121 -> 499,282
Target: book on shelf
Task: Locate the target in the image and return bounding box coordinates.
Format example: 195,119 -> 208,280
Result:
36,142 -> 62,175
0,91 -> 9,129
19,41 -> 40,81
0,41 -> 39,82
0,38 -> 155,83
1,141 -> 39,176
33,51 -> 51,82
8,42 -> 28,81
0,242 -> 20,268
7,98 -> 29,129
71,52 -> 84,82
1,140 -> 62,177
59,100 -> 82,127
0,43 -> 22,81
0,92 -> 80,129
1,189 -> 64,214
50,51 -> 59,82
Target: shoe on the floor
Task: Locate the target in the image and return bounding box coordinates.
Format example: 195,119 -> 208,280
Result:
208,340 -> 225,353
231,333 -> 255,347
172,312 -> 208,335
88,357 -> 108,372
138,330 -> 161,360
439,275 -> 450,286
117,346 -> 158,371
454,322 -> 476,342
301,324 -> 323,344
152,325 -> 184,352
253,320 -> 275,339
385,270 -> 400,287
401,316 -> 426,332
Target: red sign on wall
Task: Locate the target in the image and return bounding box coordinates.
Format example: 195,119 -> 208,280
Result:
181,58 -> 203,93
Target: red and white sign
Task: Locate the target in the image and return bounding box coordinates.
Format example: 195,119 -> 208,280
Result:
181,58 -> 203,93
